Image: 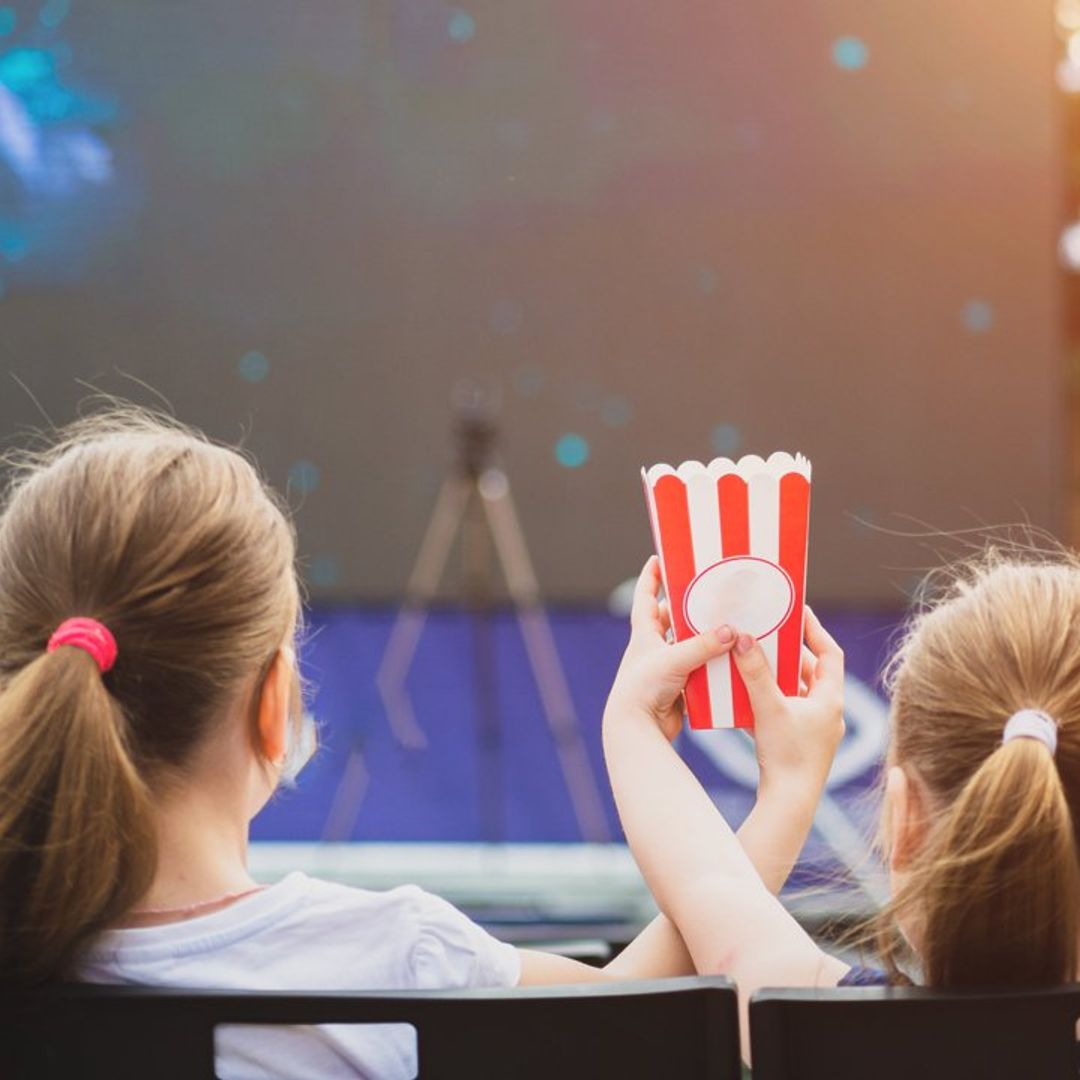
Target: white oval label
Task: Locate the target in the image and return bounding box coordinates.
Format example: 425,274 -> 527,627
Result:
683,556 -> 794,640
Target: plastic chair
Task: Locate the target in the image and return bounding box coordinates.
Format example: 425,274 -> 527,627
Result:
0,975 -> 740,1079
750,983 -> 1080,1079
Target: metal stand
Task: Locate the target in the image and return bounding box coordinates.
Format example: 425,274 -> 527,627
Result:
323,392 -> 611,843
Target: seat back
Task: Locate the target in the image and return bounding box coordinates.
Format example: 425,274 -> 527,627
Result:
0,976 -> 740,1079
750,983 -> 1080,1080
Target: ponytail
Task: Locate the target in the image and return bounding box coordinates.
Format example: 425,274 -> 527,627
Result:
0,646 -> 155,982
883,736 -> 1080,988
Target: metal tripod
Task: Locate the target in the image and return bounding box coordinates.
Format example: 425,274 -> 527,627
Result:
322,395 -> 611,843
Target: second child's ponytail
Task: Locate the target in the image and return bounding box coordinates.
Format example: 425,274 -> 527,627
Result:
895,731 -> 1080,987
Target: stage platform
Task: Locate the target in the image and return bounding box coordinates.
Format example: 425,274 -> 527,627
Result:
248,842 -> 879,948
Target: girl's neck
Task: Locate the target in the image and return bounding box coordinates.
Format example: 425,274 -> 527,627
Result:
127,781 -> 257,926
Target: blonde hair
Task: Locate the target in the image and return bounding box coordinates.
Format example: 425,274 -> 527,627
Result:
875,549 -> 1080,987
0,409 -> 301,982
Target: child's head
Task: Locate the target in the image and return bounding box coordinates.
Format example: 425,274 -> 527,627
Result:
878,551 -> 1080,987
0,409 -> 301,981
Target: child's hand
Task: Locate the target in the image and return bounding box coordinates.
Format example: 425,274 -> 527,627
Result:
605,556 -> 735,741
732,607 -> 845,796
606,556 -> 845,795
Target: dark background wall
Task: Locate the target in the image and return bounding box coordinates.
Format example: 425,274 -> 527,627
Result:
0,0 -> 1062,604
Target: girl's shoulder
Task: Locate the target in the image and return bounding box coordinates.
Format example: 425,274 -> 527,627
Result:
209,872 -> 521,982
260,874 -> 523,990
296,876 -> 502,952
292,873 -> 437,924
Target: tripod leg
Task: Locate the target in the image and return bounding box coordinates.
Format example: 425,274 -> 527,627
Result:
328,476 -> 470,845
375,611 -> 433,751
321,746 -> 371,843
460,492 -> 505,843
468,588 -> 504,843
480,477 -> 612,843
404,474 -> 473,599
376,475 -> 471,749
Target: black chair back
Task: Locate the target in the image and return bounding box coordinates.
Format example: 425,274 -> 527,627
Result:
0,976 -> 739,1079
751,983 -> 1080,1079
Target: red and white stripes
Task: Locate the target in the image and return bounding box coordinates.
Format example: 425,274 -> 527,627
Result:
642,453 -> 812,729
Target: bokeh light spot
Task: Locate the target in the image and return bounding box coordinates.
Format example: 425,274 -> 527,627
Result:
488,297 -> 524,336
38,0 -> 69,29
238,350 -> 270,383
696,265 -> 718,295
448,9 -> 476,43
600,395 -> 633,428
1058,56 -> 1080,93
832,36 -> 868,71
0,230 -> 28,262
513,366 -> 544,398
1060,0 -> 1080,32
555,433 -> 590,469
0,47 -> 54,89
961,299 -> 994,333
309,554 -> 341,588
288,460 -> 321,494
1060,222 -> 1080,270
0,8 -> 15,35
710,423 -> 743,457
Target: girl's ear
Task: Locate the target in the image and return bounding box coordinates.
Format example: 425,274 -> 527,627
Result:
886,764 -> 927,871
256,647 -> 292,764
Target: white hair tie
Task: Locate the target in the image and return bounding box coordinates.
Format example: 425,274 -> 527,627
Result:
1002,709 -> 1058,756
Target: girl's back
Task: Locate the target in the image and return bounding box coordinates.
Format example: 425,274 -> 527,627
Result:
82,875 -> 518,1079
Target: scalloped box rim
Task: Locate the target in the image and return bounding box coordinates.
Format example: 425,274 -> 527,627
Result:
641,451 -> 812,486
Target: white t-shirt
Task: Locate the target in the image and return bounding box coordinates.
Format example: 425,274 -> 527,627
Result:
80,872 -> 521,1080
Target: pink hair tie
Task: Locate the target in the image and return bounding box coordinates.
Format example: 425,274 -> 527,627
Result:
47,617 -> 118,674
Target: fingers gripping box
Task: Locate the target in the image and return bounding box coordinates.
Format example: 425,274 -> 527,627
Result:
641,453 -> 812,729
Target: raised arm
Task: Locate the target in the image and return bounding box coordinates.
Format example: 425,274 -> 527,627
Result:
601,559 -> 849,1013
732,614 -> 847,894
520,557 -> 846,990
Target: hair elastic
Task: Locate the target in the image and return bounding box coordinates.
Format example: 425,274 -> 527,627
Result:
1002,708 -> 1057,756
47,617 -> 118,674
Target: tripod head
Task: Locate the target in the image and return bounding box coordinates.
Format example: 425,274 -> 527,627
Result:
452,382 -> 501,479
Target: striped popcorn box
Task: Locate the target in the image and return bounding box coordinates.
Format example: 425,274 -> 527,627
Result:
641,452 -> 812,729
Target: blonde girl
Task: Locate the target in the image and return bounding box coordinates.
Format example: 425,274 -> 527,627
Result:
604,553 -> 1080,1048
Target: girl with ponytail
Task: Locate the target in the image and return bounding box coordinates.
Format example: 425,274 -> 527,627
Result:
0,410 -> 307,988
603,551 -> 1080,1044
0,409 -> 842,1078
